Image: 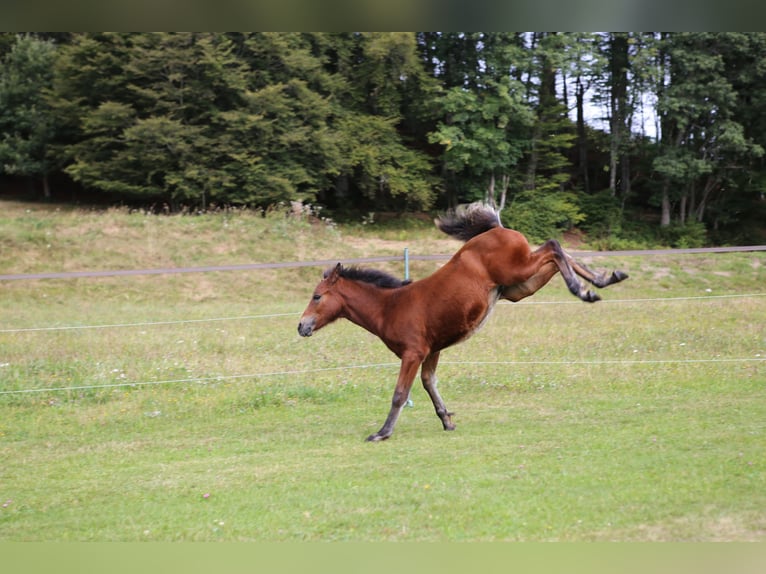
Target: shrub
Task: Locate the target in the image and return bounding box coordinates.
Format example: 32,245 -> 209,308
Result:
658,220 -> 708,248
579,190 -> 623,239
500,191 -> 584,244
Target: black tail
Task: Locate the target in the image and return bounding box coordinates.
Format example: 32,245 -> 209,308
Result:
434,203 -> 502,242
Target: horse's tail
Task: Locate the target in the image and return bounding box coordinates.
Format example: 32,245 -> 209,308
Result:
434,202 -> 502,242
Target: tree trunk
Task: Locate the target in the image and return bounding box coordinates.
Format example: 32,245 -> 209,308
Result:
575,75 -> 590,194
620,154 -> 630,207
498,174 -> 509,211
486,171 -> 496,208
609,134 -> 618,195
525,123 -> 540,191
661,182 -> 671,226
609,33 -> 630,198
696,176 -> 719,222
688,181 -> 696,220
42,173 -> 51,200
525,33 -> 557,192
657,34 -> 672,229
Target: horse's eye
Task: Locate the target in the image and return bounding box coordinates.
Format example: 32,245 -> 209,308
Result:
312,294 -> 321,302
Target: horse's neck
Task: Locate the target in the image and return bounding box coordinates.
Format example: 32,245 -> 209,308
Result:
341,281 -> 389,337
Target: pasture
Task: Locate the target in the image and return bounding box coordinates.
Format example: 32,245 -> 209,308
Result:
1,202 -> 764,541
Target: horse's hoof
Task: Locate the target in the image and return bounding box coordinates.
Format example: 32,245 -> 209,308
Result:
584,290 -> 601,303
366,433 -> 389,442
612,270 -> 629,283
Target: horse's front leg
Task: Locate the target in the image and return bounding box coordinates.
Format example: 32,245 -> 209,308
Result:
366,354 -> 422,442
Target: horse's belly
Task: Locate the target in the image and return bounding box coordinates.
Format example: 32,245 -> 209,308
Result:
466,287 -> 502,336
434,287 -> 501,350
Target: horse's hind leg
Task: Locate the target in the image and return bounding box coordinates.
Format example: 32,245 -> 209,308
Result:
420,352 -> 455,431
542,239 -> 628,302
499,240 -> 627,304
566,254 -> 628,288
536,240 -> 602,302
501,260 -> 559,302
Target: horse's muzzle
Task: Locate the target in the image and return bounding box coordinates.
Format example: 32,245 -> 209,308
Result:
297,317 -> 314,337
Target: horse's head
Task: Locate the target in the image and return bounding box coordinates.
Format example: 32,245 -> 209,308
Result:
297,263 -> 345,337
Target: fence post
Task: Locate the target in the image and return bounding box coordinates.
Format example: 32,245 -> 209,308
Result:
404,246 -> 414,408
404,247 -> 410,281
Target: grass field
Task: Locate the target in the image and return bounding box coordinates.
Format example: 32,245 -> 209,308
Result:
1,201 -> 764,541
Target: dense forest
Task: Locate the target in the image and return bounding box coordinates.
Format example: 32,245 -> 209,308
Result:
1,32 -> 765,246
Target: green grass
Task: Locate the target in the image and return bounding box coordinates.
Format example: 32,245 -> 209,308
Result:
1,201 -> 764,541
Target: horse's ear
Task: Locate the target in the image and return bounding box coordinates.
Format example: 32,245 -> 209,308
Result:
328,262 -> 343,284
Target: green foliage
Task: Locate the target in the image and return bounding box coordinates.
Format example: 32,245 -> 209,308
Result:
422,33 -> 537,207
521,33 -> 578,196
658,220 -> 708,248
0,32 -> 764,243
0,35 -> 58,194
335,113 -> 435,209
428,79 -> 532,203
653,33 -> 765,228
579,190 -> 623,238
501,190 -> 584,243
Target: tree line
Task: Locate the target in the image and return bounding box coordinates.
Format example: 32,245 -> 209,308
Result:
1,32 -> 765,246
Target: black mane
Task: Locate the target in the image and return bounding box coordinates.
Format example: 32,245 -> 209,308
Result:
326,265 -> 411,289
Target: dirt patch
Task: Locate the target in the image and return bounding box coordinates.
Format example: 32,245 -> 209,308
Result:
562,229 -> 586,249
343,236 -> 410,252
343,235 -> 460,257
623,513 -> 766,542
651,267 -> 673,280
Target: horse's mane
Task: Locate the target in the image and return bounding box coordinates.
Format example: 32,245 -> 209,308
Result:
326,265 -> 411,289
435,202 -> 501,242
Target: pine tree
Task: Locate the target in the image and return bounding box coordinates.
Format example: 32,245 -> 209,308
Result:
0,35 -> 59,198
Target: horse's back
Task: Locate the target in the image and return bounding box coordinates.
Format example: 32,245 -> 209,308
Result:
447,227 -> 533,285
464,226 -> 530,254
